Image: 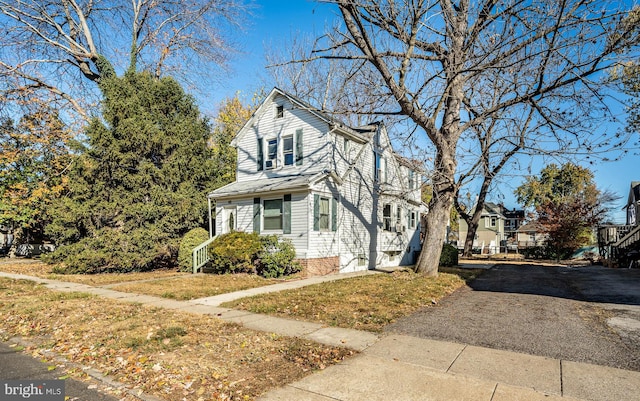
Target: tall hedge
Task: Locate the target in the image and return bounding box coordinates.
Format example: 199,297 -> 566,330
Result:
44,71 -> 219,273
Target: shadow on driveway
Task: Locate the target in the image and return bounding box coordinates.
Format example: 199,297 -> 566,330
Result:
468,264 -> 640,306
386,264 -> 640,371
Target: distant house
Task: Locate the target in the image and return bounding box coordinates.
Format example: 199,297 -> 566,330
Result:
199,88 -> 427,275
516,222 -> 547,248
503,208 -> 525,242
458,202 -> 506,254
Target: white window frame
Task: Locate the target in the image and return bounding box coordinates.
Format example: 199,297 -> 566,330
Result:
263,198 -> 283,231
283,134 -> 294,166
383,204 -> 392,231
318,196 -> 331,231
265,138 -> 278,170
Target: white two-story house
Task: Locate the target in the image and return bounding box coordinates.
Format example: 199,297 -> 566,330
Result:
205,88 -> 427,275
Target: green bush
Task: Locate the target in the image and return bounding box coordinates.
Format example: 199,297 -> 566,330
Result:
44,228 -> 175,274
439,243 -> 459,267
208,232 -> 301,278
257,235 -> 301,278
177,227 -> 210,272
209,231 -> 262,274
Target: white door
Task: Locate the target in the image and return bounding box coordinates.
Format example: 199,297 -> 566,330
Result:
222,206 -> 237,234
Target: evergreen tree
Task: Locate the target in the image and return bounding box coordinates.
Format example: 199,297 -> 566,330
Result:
44,71 -> 218,273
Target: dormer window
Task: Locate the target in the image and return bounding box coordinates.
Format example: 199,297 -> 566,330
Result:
276,105 -> 284,118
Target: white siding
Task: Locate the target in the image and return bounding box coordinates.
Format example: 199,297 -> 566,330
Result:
214,193 -> 310,258
211,89 -> 427,273
235,94 -> 330,182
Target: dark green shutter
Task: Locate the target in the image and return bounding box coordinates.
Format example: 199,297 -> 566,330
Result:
253,197 -> 261,233
295,129 -> 303,165
283,194 -> 291,234
257,138 -> 264,171
331,197 -> 337,232
313,194 -> 319,231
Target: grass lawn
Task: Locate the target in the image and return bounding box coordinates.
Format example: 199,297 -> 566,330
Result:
223,267 -> 483,333
0,261 -> 185,285
0,278 -> 354,401
111,274 -> 280,300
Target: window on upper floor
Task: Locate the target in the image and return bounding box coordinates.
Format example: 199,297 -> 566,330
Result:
258,129 -> 303,171
383,204 -> 392,231
396,206 -> 402,227
344,137 -> 350,154
409,211 -> 417,229
374,153 -> 386,183
283,135 -> 294,166
276,105 -> 284,118
265,138 -> 278,169
408,169 -> 415,190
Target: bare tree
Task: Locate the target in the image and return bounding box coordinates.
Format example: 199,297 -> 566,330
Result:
265,30 -> 400,128
300,0 -> 639,275
452,60 -> 632,257
0,0 -> 249,122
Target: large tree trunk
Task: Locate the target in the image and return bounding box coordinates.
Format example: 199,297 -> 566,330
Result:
462,178 -> 492,257
416,191 -> 454,276
415,141 -> 458,276
463,219 -> 479,258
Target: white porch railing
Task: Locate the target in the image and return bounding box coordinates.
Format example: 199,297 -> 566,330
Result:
192,237 -> 215,273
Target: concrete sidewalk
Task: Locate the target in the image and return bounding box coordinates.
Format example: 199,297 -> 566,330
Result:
1,271 -> 639,401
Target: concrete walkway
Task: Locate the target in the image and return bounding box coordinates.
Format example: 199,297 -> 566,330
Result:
1,270 -> 639,401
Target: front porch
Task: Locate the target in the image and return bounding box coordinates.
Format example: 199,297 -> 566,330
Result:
597,224 -> 640,268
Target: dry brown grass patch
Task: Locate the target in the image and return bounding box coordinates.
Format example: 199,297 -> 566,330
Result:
224,268 -> 483,332
0,261 -> 185,285
112,274 -> 279,300
0,278 -> 354,400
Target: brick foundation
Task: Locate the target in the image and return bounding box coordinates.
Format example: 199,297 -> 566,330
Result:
296,256 -> 340,277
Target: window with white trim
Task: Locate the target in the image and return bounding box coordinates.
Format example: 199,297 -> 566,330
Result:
283,135 -> 294,166
383,204 -> 392,231
263,199 -> 283,230
265,138 -> 277,169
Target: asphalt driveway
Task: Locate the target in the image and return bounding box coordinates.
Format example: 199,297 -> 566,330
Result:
386,263 -> 640,371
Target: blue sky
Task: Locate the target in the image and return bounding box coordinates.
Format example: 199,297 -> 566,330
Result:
212,1 -> 638,223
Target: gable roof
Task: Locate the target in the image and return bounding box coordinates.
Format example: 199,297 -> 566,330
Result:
627,181 -> 640,208
231,87 -> 369,147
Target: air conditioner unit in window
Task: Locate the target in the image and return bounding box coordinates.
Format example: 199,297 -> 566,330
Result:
395,224 -> 405,233
265,160 -> 274,169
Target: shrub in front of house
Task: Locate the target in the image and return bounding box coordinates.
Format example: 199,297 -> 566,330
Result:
257,235 -> 301,278
209,231 -> 262,274
208,232 -> 300,278
178,227 -> 210,272
439,243 -> 459,267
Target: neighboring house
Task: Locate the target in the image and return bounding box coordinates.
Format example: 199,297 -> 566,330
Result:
598,181 -> 640,267
516,222 -> 547,248
625,181 -> 640,226
503,208 -> 525,242
204,88 -> 427,275
457,202 -> 506,254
